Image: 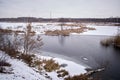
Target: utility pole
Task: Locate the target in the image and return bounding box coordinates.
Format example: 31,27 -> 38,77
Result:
49,11 -> 52,22
117,17 -> 120,34
50,11 -> 52,19
117,26 -> 120,34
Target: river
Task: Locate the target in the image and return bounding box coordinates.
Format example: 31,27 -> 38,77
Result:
41,35 -> 120,80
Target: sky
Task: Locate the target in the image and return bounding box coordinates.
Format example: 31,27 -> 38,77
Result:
0,0 -> 120,18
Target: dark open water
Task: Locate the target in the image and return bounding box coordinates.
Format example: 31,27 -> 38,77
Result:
41,35 -> 120,80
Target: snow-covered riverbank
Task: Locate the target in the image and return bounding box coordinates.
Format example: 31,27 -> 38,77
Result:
0,51 -> 87,80
0,22 -> 119,36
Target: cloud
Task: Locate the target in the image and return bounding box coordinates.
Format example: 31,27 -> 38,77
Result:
0,0 -> 120,18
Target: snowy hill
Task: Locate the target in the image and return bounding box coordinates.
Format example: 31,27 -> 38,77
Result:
0,51 -> 87,80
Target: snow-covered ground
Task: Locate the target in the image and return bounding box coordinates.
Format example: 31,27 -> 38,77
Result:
0,51 -> 48,80
0,22 -> 119,36
79,25 -> 119,36
0,51 -> 86,80
37,55 -> 86,80
0,22 -> 80,34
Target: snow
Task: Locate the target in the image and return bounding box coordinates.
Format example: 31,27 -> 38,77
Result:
71,25 -> 118,36
0,22 -> 119,36
54,58 -> 86,76
0,51 -> 48,80
0,22 -> 80,34
0,51 -> 87,80
35,54 -> 87,80
81,57 -> 88,61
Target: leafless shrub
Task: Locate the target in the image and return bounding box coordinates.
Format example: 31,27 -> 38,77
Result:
18,53 -> 35,66
0,52 -> 11,73
0,52 -> 9,66
100,34 -> 120,48
57,69 -> 69,77
87,27 -> 96,30
100,38 -> 113,47
0,34 -> 19,58
113,34 -> 120,48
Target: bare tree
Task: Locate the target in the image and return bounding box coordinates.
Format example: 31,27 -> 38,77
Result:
58,18 -> 67,31
0,23 -> 43,56
23,23 -> 43,54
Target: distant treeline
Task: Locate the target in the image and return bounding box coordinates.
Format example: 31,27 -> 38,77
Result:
0,17 -> 120,23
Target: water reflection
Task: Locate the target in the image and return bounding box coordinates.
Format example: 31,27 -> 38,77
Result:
58,35 -> 66,46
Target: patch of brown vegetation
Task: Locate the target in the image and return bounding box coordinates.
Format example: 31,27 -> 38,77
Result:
114,34 -> 120,48
57,23 -> 85,27
45,30 -> 69,36
15,30 -> 25,33
45,28 -> 85,36
0,29 -> 13,34
57,69 -> 69,77
65,74 -> 89,80
43,59 -> 60,72
87,27 -> 96,30
100,38 -> 113,47
18,54 -> 35,66
114,24 -> 120,26
100,34 -> 120,48
29,57 -> 61,72
45,26 -> 95,36
45,23 -> 96,36
0,28 -> 25,34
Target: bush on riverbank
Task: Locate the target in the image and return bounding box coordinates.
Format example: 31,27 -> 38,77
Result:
114,34 -> 120,48
100,34 -> 120,48
43,59 -> 60,72
0,53 -> 11,73
45,30 -> 70,36
65,74 -> 89,80
57,69 -> 69,77
100,38 -> 113,47
45,27 -> 96,36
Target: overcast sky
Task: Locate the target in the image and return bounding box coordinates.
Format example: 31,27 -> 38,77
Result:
0,0 -> 120,18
